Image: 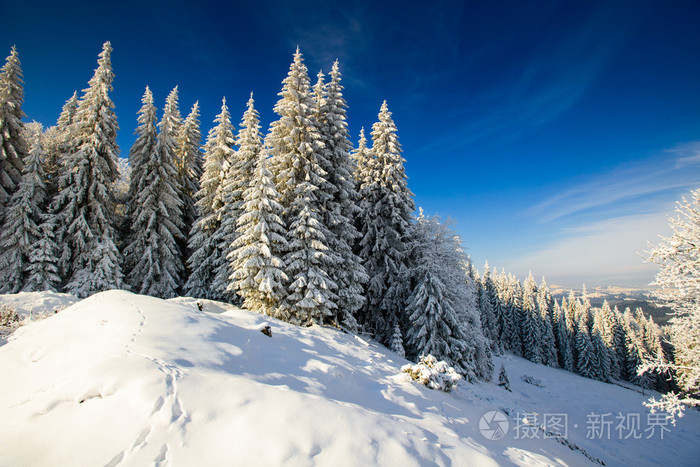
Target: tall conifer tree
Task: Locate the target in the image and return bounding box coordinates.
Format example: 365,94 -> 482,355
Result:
314,61 -> 367,328
0,132 -> 46,292
176,101 -> 203,262
185,98 -> 235,299
125,88 -> 184,297
521,272 -> 542,363
52,42 -> 123,297
213,96 -> 259,301
267,49 -> 339,325
0,46 -> 27,217
404,212 -> 492,381
230,97 -> 288,316
357,100 -> 415,342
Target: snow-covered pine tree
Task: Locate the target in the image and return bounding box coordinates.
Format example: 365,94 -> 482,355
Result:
491,269 -> 508,349
125,87 -> 184,298
592,311 -> 612,382
176,101 -> 203,263
213,96 -> 260,302
646,188 -> 700,410
598,301 -> 622,379
51,42 -> 123,297
478,263 -> 498,352
564,292 -> 581,365
351,127 -> 372,190
0,46 -> 27,217
537,277 -> 558,366
267,49 -> 340,325
229,118 -> 288,317
163,86 -> 182,137
642,316 -> 665,364
124,87 -> 158,273
404,212 -> 492,381
390,322 -> 406,358
42,91 -> 79,200
23,214 -> 60,292
0,131 -> 46,292
357,100 -> 415,342
576,313 -> 601,380
314,61 -> 367,329
184,98 -> 235,299
555,300 -> 576,371
610,305 -> 629,378
497,364 -> 511,391
521,272 -> 542,364
622,310 -> 651,387
501,274 -> 523,355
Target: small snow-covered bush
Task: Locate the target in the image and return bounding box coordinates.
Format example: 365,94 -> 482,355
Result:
401,355 -> 462,392
521,375 -> 544,387
0,304 -> 20,327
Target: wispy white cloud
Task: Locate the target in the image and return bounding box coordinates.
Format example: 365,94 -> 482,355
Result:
670,141 -> 700,168
506,141 -> 700,287
503,211 -> 671,288
529,144 -> 700,223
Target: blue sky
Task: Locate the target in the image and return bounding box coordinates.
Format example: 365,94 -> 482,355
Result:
3,0 -> 700,288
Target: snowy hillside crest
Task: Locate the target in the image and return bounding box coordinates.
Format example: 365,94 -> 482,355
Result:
1,290 -> 699,466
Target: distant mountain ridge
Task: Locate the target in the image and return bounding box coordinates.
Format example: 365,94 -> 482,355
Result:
549,285 -> 674,326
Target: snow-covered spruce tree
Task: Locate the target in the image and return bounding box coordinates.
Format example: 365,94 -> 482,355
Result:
404,212 -> 492,381
213,96 -> 260,302
42,91 -> 79,199
555,300 -> 576,372
622,310 -> 651,387
537,278 -> 558,366
267,49 -> 340,325
0,131 -> 46,292
314,61 -> 367,329
576,313 -> 601,380
521,272 -> 542,364
478,263 -> 498,352
185,98 -> 235,299
124,86 -> 158,273
24,214 -> 61,292
610,305 -> 629,378
229,121 -> 288,317
491,269 -> 508,349
176,101 -> 203,263
501,274 -> 523,355
592,311 -> 612,382
352,127 -> 373,190
390,322 -> 406,358
598,301 -> 622,379
125,87 -> 184,298
563,292 -> 581,365
0,46 -> 27,216
644,188 -> 700,417
497,364 -> 511,391
51,42 -> 123,297
357,100 -> 415,342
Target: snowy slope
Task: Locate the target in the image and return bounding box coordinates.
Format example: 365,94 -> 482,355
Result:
0,291 -> 697,466
467,356 -> 700,466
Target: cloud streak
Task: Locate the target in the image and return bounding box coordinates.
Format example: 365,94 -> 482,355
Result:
503,211 -> 670,288
504,140 -> 700,288
529,143 -> 700,224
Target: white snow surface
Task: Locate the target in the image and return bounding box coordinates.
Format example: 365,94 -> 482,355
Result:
0,291 -> 78,319
0,290 -> 698,466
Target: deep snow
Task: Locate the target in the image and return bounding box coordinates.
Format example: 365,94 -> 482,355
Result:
0,290 -> 698,465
